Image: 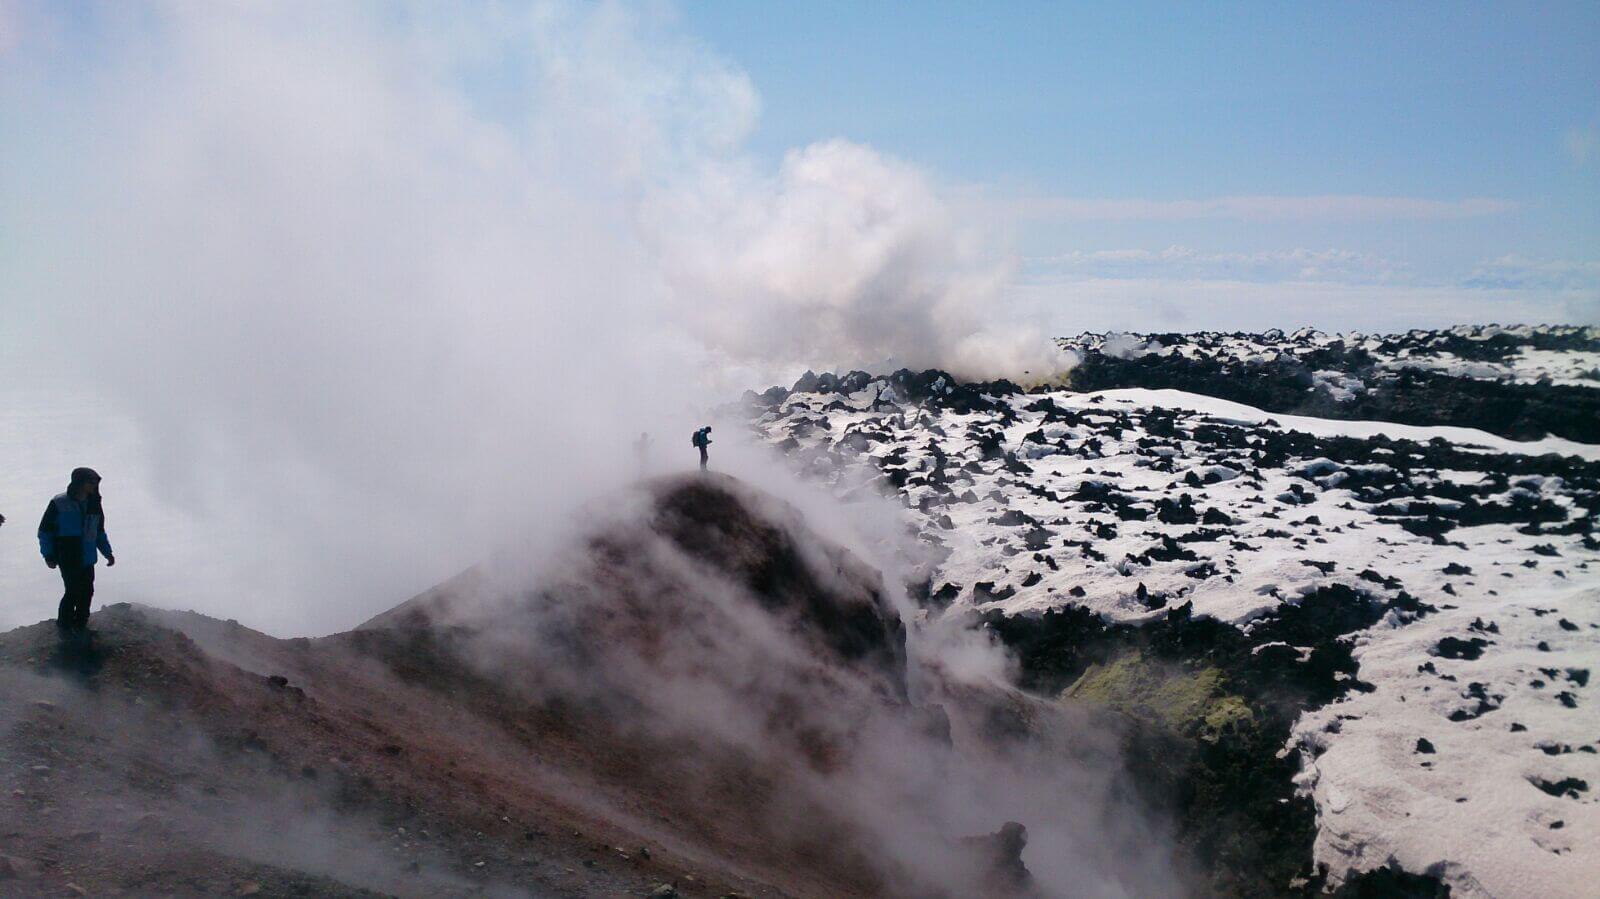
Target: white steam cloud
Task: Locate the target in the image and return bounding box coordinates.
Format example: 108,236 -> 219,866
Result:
643,138 -> 1066,380
0,1 -> 1062,634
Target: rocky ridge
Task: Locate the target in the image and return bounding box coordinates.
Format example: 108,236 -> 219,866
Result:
1059,324 -> 1600,442
0,475 -> 1161,899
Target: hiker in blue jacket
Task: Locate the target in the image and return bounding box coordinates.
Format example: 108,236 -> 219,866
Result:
692,426 -> 713,471
38,467 -> 115,633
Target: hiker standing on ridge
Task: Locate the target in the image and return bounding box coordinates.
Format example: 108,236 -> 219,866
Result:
38,467 -> 114,634
635,432 -> 652,477
692,426 -> 713,472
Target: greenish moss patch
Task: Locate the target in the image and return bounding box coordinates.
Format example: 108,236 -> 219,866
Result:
1063,649 -> 1254,740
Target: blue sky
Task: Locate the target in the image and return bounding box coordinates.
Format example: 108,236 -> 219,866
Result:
4,1 -> 1597,333
679,1 -> 1599,327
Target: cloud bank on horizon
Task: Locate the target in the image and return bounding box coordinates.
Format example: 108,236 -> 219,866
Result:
1005,194 -> 1521,222
1000,195 -> 1597,333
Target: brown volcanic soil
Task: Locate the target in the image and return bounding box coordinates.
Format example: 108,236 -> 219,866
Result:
0,475 -> 919,898
0,606 -> 814,899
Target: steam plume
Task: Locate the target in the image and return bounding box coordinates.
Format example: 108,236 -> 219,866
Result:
0,1 -> 1064,632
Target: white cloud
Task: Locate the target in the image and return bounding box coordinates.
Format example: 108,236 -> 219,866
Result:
1011,276 -> 1597,334
1030,245 -> 1402,283
1000,194 -> 1517,222
1464,255 -> 1600,291
1018,249 -> 1599,331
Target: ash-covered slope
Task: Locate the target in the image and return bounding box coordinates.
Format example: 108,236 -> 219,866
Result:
371,473 -> 908,691
0,474 -> 1176,899
742,360 -> 1599,899
1060,325 -> 1600,443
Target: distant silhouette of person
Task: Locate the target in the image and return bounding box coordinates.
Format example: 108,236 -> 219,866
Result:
38,467 -> 114,634
635,431 -> 652,476
692,426 -> 713,471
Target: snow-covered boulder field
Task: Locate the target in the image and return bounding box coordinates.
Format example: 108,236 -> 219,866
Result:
737,330 -> 1598,898
1061,324 -> 1600,443
1063,324 -> 1600,390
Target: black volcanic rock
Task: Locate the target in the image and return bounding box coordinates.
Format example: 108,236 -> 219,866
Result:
1528,776 -> 1589,799
1431,637 -> 1490,661
882,369 -> 1022,415
1330,863 -> 1453,898
957,821 -> 1032,893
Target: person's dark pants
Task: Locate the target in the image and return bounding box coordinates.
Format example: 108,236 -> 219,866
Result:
57,564 -> 95,631
699,446 -> 708,471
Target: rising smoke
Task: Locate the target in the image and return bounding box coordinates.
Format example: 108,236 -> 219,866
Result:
0,1 -> 1066,634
